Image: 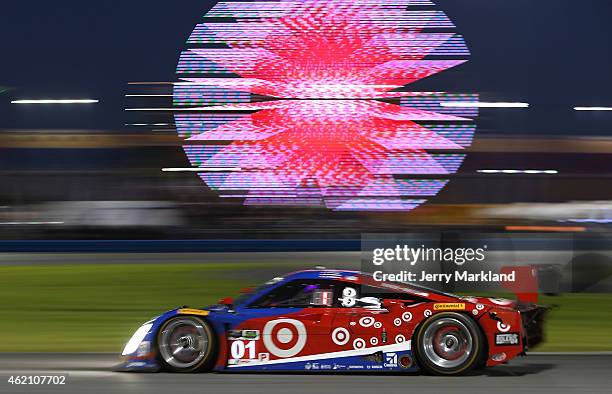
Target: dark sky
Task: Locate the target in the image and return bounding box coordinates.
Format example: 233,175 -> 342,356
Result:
1,0 -> 612,136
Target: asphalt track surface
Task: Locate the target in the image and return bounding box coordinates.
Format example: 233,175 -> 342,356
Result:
0,353 -> 609,394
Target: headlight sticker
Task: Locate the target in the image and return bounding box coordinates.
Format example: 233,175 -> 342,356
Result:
122,323 -> 153,356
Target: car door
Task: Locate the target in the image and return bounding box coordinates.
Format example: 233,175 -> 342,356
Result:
330,282 -> 415,350
330,282 -> 390,349
226,279 -> 339,367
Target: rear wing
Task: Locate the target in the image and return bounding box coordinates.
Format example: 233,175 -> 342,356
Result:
500,266 -> 539,304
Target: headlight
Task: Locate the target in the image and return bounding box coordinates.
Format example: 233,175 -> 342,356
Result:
122,323 -> 153,356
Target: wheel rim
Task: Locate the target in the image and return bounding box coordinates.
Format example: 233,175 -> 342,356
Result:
159,318 -> 209,369
422,317 -> 473,369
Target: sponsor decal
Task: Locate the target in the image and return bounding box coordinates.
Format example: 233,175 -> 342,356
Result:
370,337 -> 379,345
243,330 -> 260,340
472,309 -> 479,315
496,321 -> 511,333
495,333 -> 520,346
384,353 -> 398,368
359,317 -> 375,327
228,341 -> 412,368
374,322 -> 382,329
393,318 -> 402,326
353,338 -> 366,350
341,287 -> 358,307
229,330 -> 260,340
177,308 -> 209,316
331,327 -> 351,346
395,335 -> 406,344
230,340 -> 257,360
476,303 -> 485,310
263,319 -> 307,358
228,358 -> 255,365
433,303 -> 466,311
258,353 -> 270,362
424,309 -> 432,317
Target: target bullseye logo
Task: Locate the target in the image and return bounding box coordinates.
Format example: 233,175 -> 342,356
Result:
263,319 -> 307,358
359,317 -> 375,327
331,327 -> 351,346
353,338 -> 366,350
497,322 -> 511,333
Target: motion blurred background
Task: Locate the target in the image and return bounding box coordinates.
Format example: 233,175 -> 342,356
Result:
2,0 -> 612,239
0,0 -> 611,354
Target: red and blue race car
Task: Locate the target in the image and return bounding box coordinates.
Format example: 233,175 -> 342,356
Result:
118,269 -> 547,376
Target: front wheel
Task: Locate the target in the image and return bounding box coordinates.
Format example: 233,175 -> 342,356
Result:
157,316 -> 216,372
414,312 -> 484,376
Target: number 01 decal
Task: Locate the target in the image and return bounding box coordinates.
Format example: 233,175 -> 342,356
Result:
230,340 -> 256,359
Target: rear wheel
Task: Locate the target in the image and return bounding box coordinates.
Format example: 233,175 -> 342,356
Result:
157,316 -> 216,372
414,312 -> 484,376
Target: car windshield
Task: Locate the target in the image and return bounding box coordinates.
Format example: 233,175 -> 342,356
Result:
232,276 -> 284,306
231,273 -> 461,307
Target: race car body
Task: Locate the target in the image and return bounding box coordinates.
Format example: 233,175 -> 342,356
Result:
118,269 -> 547,375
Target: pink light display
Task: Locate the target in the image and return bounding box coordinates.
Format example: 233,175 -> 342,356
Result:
175,0 -> 477,211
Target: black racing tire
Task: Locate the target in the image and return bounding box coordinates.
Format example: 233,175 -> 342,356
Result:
157,316 -> 216,373
413,312 -> 484,376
